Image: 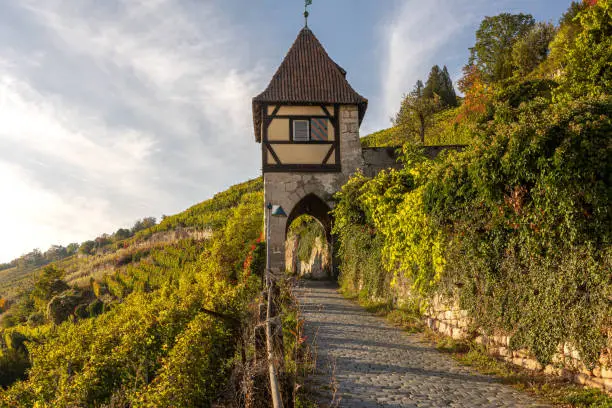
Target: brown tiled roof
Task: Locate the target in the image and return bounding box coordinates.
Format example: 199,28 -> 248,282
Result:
253,27 -> 368,142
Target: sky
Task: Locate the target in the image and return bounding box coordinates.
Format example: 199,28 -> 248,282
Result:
0,0 -> 573,263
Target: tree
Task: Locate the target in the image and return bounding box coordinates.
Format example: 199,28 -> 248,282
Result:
456,65 -> 493,122
559,0 -> 611,97
142,217 -> 156,229
113,228 -> 132,241
469,13 -> 535,82
131,217 -> 157,234
44,245 -> 68,262
94,234 -> 111,251
79,240 -> 96,255
423,66 -> 442,100
559,1 -> 588,26
66,243 -> 79,255
441,66 -> 458,107
394,81 -> 442,145
17,249 -> 45,270
31,265 -> 68,304
46,289 -> 82,324
424,65 -> 458,107
512,22 -> 557,76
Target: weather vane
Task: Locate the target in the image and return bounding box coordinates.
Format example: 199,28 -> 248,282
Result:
304,0 -> 312,27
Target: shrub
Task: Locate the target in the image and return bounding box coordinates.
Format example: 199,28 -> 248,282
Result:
0,350 -> 29,389
26,313 -> 45,327
334,93 -> 611,367
0,178 -> 264,405
86,299 -> 104,317
46,290 -> 82,325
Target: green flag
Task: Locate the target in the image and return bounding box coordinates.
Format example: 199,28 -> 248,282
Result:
305,0 -> 312,6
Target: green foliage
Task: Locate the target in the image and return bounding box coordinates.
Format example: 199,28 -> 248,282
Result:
469,13 -> 536,82
132,314 -> 234,407
0,184 -> 264,301
78,240 -> 95,256
495,78 -> 557,109
332,171 -> 392,300
394,80 -> 443,144
3,329 -> 28,353
425,107 -> 473,146
427,95 -> 611,366
45,289 -> 84,325
144,178 -> 263,235
0,350 -> 29,389
556,1 -> 612,99
0,179 -> 264,406
244,240 -> 266,280
288,215 -> 326,263
335,7 -> 612,367
360,127 -> 403,147
424,65 -> 458,107
86,299 -> 104,318
333,149 -> 448,302
511,22 -> 557,77
361,107 -> 472,148
30,265 -> 68,311
565,388 -> 612,408
1,297 -> 35,329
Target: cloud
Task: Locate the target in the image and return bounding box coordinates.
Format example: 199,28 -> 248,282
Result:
0,162 -> 114,260
372,0 -> 490,132
0,0 -> 266,261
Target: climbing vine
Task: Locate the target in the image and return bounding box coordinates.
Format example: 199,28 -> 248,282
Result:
333,3 -> 611,365
334,94 -> 610,366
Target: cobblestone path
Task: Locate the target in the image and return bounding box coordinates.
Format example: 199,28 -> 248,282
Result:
297,280 -> 550,408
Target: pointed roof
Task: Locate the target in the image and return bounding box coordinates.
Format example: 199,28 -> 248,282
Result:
253,27 -> 368,142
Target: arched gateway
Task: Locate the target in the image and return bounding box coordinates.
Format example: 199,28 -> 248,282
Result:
252,27 -> 367,274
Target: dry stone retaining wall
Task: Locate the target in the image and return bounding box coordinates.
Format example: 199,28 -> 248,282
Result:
425,294 -> 612,393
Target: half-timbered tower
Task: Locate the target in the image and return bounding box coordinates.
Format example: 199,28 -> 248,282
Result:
253,27 -> 368,274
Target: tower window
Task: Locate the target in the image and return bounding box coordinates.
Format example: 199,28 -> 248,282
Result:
311,118 -> 328,141
291,118 -> 329,142
293,120 -> 310,141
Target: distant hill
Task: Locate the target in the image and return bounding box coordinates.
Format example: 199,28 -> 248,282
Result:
361,106 -> 473,147
0,176 -> 265,404
0,178 -> 263,302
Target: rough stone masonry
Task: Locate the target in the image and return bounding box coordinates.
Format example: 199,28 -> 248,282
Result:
264,105 -> 363,274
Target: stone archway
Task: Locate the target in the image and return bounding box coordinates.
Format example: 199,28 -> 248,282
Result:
285,194 -> 333,244
284,194 -> 335,279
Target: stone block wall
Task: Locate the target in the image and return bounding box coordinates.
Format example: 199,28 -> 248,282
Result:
425,294 -> 612,393
285,235 -> 331,279
361,145 -> 466,178
361,147 -> 403,177
264,105 -> 363,274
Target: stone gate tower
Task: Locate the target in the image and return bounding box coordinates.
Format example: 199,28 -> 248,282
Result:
253,27 -> 368,274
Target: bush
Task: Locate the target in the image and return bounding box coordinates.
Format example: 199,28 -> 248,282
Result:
0,350 -> 29,389
3,330 -> 27,353
26,313 -> 45,327
46,290 -> 83,325
86,299 -> 104,317
334,85 -> 610,366
0,179 -> 264,406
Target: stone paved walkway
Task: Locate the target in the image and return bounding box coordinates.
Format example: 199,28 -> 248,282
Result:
296,280 -> 550,408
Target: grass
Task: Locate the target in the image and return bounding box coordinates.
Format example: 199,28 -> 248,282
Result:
359,106 -> 473,148
340,288 -> 424,334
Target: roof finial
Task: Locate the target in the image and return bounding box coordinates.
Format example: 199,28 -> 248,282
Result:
304,0 -> 312,27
